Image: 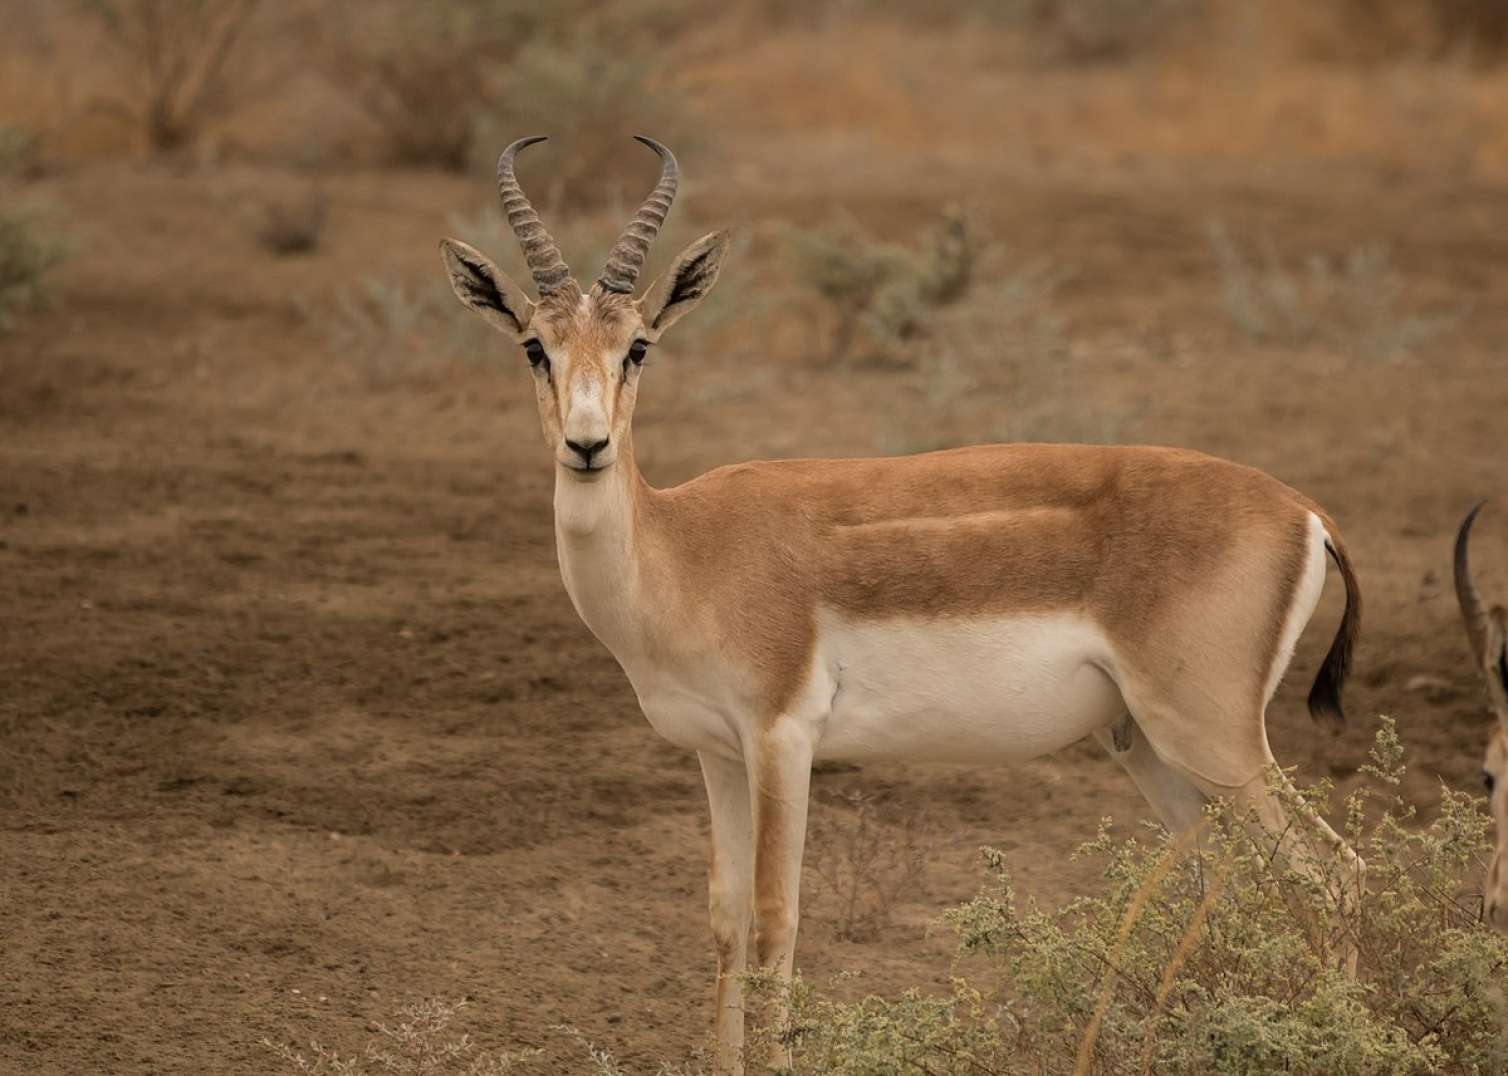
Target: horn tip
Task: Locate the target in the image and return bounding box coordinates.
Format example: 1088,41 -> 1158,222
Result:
498,135 -> 549,170
634,134 -> 670,156
1461,499 -> 1489,542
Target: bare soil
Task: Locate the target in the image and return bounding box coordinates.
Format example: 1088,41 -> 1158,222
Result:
3,136 -> 1508,1072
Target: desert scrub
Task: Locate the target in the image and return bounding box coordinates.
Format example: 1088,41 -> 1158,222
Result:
1209,222 -> 1459,361
261,997 -> 538,1075
785,209 -> 975,362
748,717 -> 1508,1075
805,790 -> 935,942
322,275 -> 495,383
324,1 -> 699,181
78,0 -> 263,153
0,204 -> 68,332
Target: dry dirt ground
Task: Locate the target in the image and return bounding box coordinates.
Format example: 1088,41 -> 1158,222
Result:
3,144 -> 1508,1072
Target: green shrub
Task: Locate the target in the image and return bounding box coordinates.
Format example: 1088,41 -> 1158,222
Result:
749,717 -> 1508,1074
0,206 -> 69,332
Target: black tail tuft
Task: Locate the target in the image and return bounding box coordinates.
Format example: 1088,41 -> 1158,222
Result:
1307,535 -> 1361,732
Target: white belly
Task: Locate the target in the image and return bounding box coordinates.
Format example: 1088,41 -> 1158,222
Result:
814,611 -> 1126,763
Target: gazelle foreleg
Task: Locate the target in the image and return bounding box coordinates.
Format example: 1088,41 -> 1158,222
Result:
747,718 -> 816,1068
700,751 -> 755,1074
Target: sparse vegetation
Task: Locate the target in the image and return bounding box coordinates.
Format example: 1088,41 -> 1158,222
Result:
323,2 -> 696,182
0,124 -> 42,178
991,0 -> 1207,64
0,204 -> 68,332
741,718 -> 1508,1074
258,186 -> 328,256
805,791 -> 935,943
323,1 -> 524,171
786,209 -> 976,361
78,0 -> 263,153
261,998 -> 539,1075
1209,223 -> 1459,361
477,41 -> 701,206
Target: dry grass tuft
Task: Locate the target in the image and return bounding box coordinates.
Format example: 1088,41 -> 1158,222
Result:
805,790 -> 935,943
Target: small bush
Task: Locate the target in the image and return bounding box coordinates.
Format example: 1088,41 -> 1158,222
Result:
323,1 -> 526,171
0,125 -> 43,179
258,187 -> 328,256
261,997 -> 538,1075
1210,223 -> 1460,361
0,206 -> 69,332
326,2 -> 697,180
805,791 -> 935,943
78,0 -> 263,153
323,273 -> 500,384
749,717 -> 1508,1074
786,209 -> 976,361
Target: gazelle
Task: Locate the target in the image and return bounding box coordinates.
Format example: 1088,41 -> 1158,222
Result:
440,137 -> 1365,1072
1454,502 -> 1508,929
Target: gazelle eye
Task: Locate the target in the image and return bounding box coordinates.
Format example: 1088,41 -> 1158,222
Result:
523,340 -> 548,369
1485,772 -> 1496,795
622,340 -> 649,377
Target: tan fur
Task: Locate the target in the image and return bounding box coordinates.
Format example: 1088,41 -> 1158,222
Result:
633,444 -> 1316,724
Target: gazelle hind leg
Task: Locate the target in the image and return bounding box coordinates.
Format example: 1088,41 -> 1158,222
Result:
1094,717 -> 1209,836
1126,697 -> 1365,975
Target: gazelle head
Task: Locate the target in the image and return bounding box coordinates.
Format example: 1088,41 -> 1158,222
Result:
1454,500 -> 1508,929
439,137 -> 731,478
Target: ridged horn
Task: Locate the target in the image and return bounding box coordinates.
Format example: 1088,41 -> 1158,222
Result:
597,136 -> 679,295
1455,500 -> 1491,663
497,137 -> 574,297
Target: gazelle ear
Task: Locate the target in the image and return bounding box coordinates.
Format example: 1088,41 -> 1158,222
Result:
439,238 -> 534,335
638,230 -> 732,338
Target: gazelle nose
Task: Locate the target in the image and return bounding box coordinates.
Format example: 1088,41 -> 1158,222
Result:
565,437 -> 610,465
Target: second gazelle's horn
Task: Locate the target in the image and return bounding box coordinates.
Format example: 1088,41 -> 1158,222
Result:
596,136 -> 679,295
497,137 -> 574,297
1456,500 -> 1493,664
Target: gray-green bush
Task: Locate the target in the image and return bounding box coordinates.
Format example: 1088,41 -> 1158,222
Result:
1209,222 -> 1459,361
745,717 -> 1508,1074
0,205 -> 69,332
785,209 -> 976,361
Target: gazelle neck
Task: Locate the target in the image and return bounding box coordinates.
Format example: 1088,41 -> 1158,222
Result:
552,432 -> 648,655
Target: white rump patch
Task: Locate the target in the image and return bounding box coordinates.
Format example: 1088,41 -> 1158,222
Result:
1261,512 -> 1330,706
